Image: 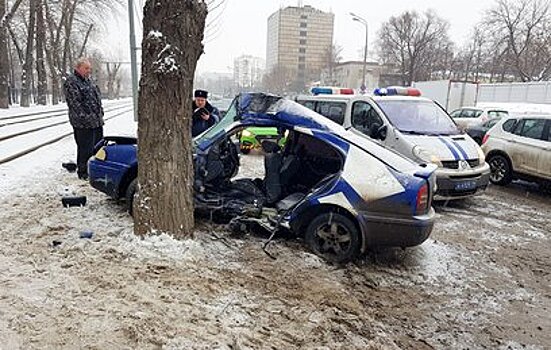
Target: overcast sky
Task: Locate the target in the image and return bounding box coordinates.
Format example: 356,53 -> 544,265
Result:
106,0 -> 495,75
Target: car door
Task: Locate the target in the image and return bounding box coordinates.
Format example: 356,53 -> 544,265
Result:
508,118 -> 547,175
350,101 -> 386,144
540,120 -> 551,179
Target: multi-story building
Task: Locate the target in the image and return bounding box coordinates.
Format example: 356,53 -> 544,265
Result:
233,55 -> 265,91
266,5 -> 334,89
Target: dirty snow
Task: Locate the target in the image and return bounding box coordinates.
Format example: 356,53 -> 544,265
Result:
0,109 -> 550,348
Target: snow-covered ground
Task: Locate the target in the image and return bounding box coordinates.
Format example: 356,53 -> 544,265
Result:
0,105 -> 549,349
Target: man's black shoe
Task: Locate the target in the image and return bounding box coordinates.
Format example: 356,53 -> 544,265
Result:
78,173 -> 88,180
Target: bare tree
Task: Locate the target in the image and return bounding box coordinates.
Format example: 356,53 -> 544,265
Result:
35,0 -> 47,104
20,0 -> 37,107
262,64 -> 293,94
323,43 -> 343,85
135,0 -> 207,237
0,0 -> 26,108
105,61 -> 121,99
377,10 -> 451,85
485,0 -> 551,81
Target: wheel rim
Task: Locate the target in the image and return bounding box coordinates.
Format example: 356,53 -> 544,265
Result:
313,222 -> 352,259
489,156 -> 508,182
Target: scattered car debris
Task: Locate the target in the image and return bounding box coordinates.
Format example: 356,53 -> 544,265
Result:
61,161 -> 77,173
61,195 -> 87,207
79,230 -> 94,239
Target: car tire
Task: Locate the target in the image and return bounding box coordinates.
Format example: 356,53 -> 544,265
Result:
305,212 -> 361,264
125,178 -> 137,216
488,154 -> 513,186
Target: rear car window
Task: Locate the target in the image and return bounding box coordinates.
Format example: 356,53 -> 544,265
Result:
462,109 -> 483,118
518,119 -> 546,140
316,101 -> 346,125
488,110 -> 508,118
502,119 -> 517,132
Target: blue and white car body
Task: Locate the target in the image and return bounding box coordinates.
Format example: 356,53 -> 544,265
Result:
89,93 -> 437,262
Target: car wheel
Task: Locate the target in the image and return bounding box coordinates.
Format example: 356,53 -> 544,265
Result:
305,212 -> 361,264
488,154 -> 513,186
125,178 -> 138,216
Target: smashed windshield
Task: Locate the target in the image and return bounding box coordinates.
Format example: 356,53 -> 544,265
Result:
193,97 -> 238,147
376,100 -> 460,135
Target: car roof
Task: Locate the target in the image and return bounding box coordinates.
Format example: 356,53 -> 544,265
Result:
296,94 -> 433,103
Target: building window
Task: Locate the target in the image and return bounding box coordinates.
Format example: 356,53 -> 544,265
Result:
300,15 -> 307,19
298,56 -> 305,62
300,22 -> 307,28
299,31 -> 307,37
298,63 -> 305,70
299,39 -> 307,45
299,48 -> 306,53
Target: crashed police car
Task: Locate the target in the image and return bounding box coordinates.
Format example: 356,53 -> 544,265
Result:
88,93 -> 437,263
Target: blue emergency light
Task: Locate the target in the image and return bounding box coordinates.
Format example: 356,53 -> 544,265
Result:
311,87 -> 355,96
374,86 -> 422,97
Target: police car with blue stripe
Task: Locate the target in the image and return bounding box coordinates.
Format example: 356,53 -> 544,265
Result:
296,87 -> 491,199
88,92 -> 437,263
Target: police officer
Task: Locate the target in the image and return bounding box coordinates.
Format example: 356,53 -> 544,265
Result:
63,58 -> 104,180
192,89 -> 220,137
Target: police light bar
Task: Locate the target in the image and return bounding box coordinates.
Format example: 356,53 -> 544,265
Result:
373,86 -> 422,97
311,87 -> 355,96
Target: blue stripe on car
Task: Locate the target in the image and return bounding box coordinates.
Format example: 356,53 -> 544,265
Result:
450,139 -> 469,160
438,137 -> 461,160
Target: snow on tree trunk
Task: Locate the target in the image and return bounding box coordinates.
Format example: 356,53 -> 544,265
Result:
0,0 -> 9,108
135,0 -> 207,238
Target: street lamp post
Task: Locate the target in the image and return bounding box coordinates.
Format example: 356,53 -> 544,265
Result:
128,0 -> 139,121
350,12 -> 368,93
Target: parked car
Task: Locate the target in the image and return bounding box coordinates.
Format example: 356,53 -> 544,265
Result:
482,115 -> 551,187
450,107 -> 509,130
465,118 -> 502,145
88,92 -> 437,263
296,87 -> 490,200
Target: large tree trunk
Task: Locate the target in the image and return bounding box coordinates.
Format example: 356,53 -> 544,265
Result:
21,0 -> 37,107
135,0 -> 207,237
0,0 -> 9,108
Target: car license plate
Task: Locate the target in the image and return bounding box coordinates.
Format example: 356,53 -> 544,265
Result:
454,180 -> 477,191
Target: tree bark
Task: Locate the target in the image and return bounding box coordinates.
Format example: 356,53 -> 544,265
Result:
35,0 -> 47,105
135,0 -> 207,237
21,0 -> 37,107
0,0 -> 9,108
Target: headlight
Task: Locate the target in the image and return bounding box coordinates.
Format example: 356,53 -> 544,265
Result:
241,130 -> 253,137
413,146 -> 442,167
477,145 -> 485,163
95,147 -> 107,161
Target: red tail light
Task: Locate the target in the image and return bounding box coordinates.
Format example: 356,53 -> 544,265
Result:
415,183 -> 429,215
482,133 -> 490,145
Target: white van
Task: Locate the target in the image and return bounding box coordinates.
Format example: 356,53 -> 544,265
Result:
296,88 -> 491,199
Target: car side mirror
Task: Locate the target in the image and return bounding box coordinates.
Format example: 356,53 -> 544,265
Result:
375,125 -> 388,141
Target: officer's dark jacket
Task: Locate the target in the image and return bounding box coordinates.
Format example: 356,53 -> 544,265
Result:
63,71 -> 104,128
192,101 -> 220,137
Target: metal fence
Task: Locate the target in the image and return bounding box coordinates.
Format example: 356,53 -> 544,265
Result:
478,82 -> 551,104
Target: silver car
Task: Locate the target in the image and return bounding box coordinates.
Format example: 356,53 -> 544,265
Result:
482,115 -> 551,187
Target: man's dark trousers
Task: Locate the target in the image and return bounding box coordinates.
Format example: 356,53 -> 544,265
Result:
73,127 -> 103,178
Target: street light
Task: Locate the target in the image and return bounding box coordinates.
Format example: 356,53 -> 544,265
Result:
128,0 -> 139,121
350,12 -> 368,94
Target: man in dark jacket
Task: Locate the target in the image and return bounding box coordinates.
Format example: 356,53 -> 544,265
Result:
63,58 -> 104,180
192,89 -> 220,137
